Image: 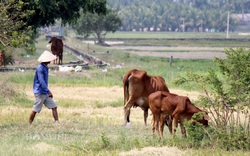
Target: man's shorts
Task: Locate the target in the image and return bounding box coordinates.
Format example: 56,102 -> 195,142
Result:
33,94 -> 58,113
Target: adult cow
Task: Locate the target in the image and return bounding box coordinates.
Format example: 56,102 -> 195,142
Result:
149,91 -> 209,139
123,69 -> 170,127
48,37 -> 63,65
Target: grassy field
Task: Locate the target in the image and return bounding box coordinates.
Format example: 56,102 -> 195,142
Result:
84,31 -> 250,47
1,32 -> 250,155
104,31 -> 250,39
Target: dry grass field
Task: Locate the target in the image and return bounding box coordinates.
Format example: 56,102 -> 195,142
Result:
2,83 -> 245,156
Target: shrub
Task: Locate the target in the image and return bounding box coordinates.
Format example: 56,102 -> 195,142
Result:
174,48 -> 250,150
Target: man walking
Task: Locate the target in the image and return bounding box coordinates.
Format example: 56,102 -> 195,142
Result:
29,50 -> 59,125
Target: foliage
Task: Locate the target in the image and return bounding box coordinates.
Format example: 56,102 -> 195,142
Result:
174,47 -> 250,150
0,0 -> 108,65
0,0 -> 34,48
22,0 -> 107,29
72,8 -> 122,46
108,0 -> 238,32
215,47 -> 250,104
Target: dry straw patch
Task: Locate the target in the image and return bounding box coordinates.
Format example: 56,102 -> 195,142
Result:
119,146 -> 185,156
22,85 -> 202,126
31,142 -> 58,153
24,86 -> 201,104
25,85 -> 123,106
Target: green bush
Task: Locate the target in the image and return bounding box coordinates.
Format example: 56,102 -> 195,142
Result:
174,48 -> 250,150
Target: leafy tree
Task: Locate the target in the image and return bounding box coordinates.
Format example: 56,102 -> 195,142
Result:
0,0 -> 35,65
0,0 -> 33,48
1,0 -> 107,48
0,0 -> 107,65
72,9 -> 122,46
22,0 -> 107,29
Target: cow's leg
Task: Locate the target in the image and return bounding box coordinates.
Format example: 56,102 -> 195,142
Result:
58,54 -> 62,65
56,56 -> 59,65
143,108 -> 148,126
151,114 -> 156,137
180,120 -> 187,138
126,109 -> 130,123
155,114 -> 160,138
60,54 -> 63,65
124,105 -> 130,126
166,115 -> 173,134
173,116 -> 179,136
159,114 -> 165,139
124,99 -> 135,126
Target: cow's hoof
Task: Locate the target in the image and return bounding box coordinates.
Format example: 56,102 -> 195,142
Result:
126,122 -> 131,127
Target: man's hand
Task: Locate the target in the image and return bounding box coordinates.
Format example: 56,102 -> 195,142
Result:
48,93 -> 53,98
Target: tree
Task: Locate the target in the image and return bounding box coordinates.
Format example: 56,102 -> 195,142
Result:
22,0 -> 107,29
1,0 -> 107,47
0,0 -> 107,65
0,0 -> 35,65
72,9 -> 122,46
1,0 -> 107,46
0,0 -> 33,48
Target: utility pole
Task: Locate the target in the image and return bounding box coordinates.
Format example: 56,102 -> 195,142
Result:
226,11 -> 230,39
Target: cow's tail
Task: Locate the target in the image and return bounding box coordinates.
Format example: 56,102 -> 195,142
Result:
123,74 -> 131,106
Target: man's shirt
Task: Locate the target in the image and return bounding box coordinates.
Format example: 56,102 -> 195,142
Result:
33,63 -> 51,94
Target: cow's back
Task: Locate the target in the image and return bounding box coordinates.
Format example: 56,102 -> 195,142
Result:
145,76 -> 169,96
149,91 -> 179,115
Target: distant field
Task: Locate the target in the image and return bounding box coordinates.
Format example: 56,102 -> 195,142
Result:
105,31 -> 250,39
80,31 -> 250,47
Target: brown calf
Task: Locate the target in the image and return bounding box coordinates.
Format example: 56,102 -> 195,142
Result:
149,91 -> 209,139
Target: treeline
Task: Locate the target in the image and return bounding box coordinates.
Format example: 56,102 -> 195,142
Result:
108,0 -> 250,32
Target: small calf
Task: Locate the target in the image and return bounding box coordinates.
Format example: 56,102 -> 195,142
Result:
149,91 -> 209,139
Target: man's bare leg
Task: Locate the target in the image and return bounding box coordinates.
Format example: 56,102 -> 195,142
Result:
52,107 -> 59,123
29,111 -> 37,125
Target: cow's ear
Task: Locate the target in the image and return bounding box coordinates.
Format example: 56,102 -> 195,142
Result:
204,114 -> 210,121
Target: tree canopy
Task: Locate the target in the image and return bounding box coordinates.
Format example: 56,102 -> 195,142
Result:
22,0 -> 107,29
72,9 -> 122,46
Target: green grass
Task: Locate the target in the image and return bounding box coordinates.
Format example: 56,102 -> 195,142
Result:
126,49 -> 224,52
123,39 -> 250,47
105,31 -> 250,39
3,57 -> 217,91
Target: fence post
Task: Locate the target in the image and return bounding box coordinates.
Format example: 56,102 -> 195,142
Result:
169,56 -> 173,66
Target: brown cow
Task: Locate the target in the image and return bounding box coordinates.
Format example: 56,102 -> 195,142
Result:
49,37 -> 63,65
149,91 -> 209,139
123,69 -> 170,127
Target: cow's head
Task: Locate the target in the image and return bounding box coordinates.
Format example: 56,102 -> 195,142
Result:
192,112 -> 210,126
48,37 -> 57,43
